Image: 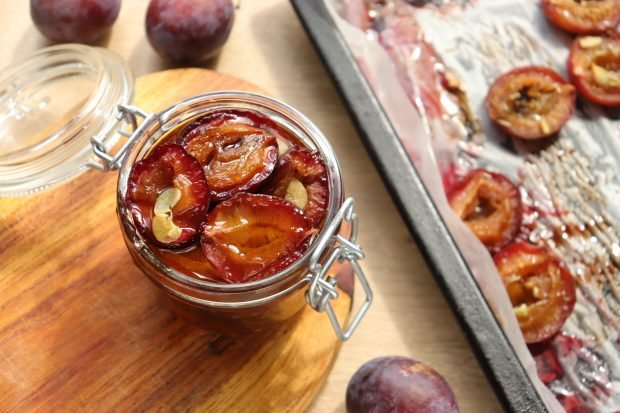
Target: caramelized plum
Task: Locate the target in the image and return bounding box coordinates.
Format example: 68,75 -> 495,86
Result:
145,0 -> 234,62
448,169 -> 522,252
155,246 -> 215,280
264,147 -> 329,226
542,0 -> 620,35
31,0 -> 121,43
181,121 -> 278,201
201,193 -> 312,283
568,35 -> 620,107
494,243 -> 576,344
126,144 -> 210,249
180,111 -> 239,133
346,356 -> 459,413
486,66 -> 575,139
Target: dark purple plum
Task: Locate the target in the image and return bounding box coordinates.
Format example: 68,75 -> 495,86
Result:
346,356 -> 459,413
145,0 -> 234,62
31,0 -> 121,44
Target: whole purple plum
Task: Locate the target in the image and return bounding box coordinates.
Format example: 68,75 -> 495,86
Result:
346,356 -> 459,413
145,0 -> 234,62
31,0 -> 121,44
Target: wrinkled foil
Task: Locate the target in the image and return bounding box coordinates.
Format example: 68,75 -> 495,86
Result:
329,0 -> 620,411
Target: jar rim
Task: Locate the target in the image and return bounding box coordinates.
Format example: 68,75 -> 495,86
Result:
117,91 -> 344,294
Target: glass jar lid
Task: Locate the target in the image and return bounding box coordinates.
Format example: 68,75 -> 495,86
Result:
0,44 -> 134,197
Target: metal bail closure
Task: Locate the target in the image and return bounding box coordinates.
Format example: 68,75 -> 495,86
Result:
89,104 -> 155,171
306,197 -> 373,341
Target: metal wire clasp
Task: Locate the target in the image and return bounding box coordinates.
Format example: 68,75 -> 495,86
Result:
88,104 -> 155,171
306,197 -> 373,341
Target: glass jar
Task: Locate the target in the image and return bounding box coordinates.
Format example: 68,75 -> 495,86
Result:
113,92 -> 372,339
0,45 -> 372,340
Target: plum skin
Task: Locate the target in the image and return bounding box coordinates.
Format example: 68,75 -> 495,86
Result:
346,356 -> 459,413
30,0 -> 121,44
145,0 -> 235,62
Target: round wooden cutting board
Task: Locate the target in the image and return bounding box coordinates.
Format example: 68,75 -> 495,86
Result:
0,68 -> 352,412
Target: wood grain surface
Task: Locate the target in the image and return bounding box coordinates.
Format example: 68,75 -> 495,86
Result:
0,1 -> 503,412
0,68 -> 352,413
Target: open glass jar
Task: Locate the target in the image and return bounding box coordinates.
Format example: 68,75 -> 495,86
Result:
1,45 -> 372,341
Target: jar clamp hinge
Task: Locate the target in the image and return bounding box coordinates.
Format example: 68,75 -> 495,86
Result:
88,104 -> 155,171
306,197 -> 373,341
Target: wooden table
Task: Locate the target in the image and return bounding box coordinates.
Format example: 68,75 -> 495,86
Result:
0,1 -> 502,412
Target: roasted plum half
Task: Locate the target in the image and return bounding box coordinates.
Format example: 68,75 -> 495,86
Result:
486,66 -> 576,139
448,169 -> 522,252
346,356 -> 459,413
494,243 -> 577,344
180,118 -> 278,201
542,0 -> 620,35
155,247 -> 215,280
568,35 -> 620,107
201,193 -> 313,283
264,146 -> 329,227
126,144 -> 210,249
179,110 -> 239,133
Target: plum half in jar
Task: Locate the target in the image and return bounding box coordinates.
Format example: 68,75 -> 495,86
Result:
125,144 -> 210,249
201,193 -> 313,283
180,111 -> 279,201
448,169 -> 522,252
486,66 -> 576,140
264,146 -> 329,227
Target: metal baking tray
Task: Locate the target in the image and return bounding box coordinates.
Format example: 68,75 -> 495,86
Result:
290,1 -> 546,411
